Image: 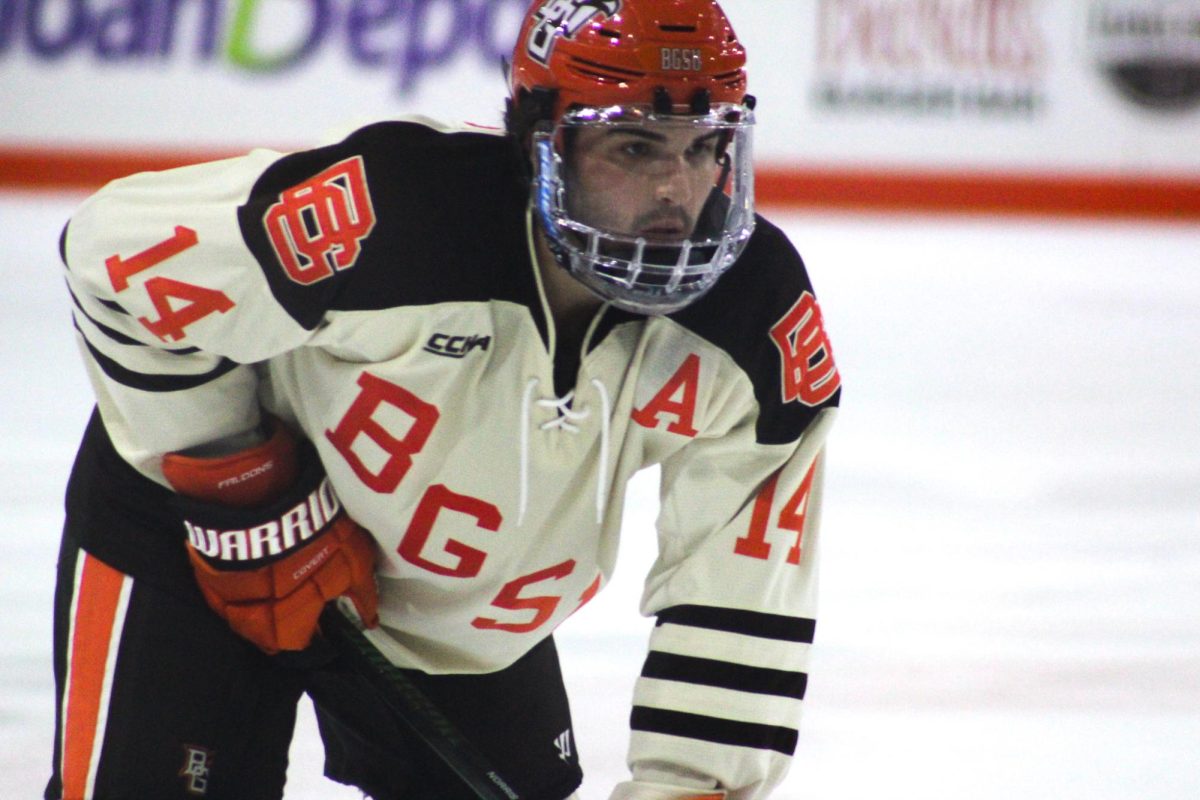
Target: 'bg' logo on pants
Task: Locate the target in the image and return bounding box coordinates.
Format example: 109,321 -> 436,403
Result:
180,744 -> 215,796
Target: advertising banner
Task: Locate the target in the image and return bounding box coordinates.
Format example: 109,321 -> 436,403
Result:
1,0 -> 1197,216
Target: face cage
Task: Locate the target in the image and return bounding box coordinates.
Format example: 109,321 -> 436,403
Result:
532,105 -> 756,315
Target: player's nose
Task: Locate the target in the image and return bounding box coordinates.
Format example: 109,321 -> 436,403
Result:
653,160 -> 693,206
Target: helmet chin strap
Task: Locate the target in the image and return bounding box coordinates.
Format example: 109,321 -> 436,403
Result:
529,211 -> 615,316
535,213 -> 579,278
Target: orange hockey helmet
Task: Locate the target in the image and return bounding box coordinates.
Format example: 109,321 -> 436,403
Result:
509,0 -> 757,315
509,0 -> 749,125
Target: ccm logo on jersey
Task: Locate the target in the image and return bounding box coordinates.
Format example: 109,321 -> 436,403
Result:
770,291 -> 840,406
264,156 -> 376,286
423,333 -> 492,358
527,0 -> 621,64
185,477 -> 342,563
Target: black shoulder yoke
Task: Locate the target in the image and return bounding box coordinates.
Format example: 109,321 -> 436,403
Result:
237,121 -> 535,330
669,217 -> 842,445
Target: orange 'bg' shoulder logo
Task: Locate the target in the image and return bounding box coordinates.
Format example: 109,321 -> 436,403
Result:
264,156 -> 376,286
770,291 -> 840,406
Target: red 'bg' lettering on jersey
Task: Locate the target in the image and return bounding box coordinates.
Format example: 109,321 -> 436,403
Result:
770,292 -> 840,406
325,371 -> 440,493
264,156 -> 376,286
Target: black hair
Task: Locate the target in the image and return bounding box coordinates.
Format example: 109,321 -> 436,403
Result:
504,86 -> 560,181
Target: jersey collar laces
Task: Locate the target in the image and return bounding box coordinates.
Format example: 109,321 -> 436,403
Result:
518,377 -> 612,526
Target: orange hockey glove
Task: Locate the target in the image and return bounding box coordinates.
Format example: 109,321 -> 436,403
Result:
163,419 -> 379,654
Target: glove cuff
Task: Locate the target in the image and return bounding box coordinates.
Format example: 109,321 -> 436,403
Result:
162,416 -> 298,507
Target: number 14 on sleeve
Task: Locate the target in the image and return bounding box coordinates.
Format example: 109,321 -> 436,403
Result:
103,226 -> 235,343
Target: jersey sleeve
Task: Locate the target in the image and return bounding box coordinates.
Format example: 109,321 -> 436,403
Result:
624,223 -> 841,799
60,136 -> 378,481
627,410 -> 834,798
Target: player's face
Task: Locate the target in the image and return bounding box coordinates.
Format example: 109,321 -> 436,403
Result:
564,125 -> 724,242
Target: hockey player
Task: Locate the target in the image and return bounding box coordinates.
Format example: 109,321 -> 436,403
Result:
47,1 -> 840,798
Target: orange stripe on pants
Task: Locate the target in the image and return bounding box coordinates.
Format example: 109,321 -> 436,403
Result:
61,555 -> 129,800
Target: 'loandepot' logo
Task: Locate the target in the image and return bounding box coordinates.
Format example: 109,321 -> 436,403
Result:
0,0 -> 525,92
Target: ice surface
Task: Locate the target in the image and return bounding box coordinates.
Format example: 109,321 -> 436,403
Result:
2,192 -> 1197,799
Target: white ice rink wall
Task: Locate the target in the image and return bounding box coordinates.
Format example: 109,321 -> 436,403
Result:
1,0 -> 1198,217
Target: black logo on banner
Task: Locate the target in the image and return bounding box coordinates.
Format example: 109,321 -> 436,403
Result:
1087,1 -> 1200,112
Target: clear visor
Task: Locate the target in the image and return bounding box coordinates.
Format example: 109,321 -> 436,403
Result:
533,103 -> 755,314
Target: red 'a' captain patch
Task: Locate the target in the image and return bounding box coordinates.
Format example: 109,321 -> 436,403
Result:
264,156 -> 376,286
769,291 -> 841,406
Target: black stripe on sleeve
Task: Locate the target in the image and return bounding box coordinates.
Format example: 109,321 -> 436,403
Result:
641,651 -> 808,700
655,605 -> 816,644
70,289 -> 144,347
59,222 -> 69,269
68,287 -> 199,354
78,325 -> 240,392
630,706 -> 798,756
97,297 -> 130,315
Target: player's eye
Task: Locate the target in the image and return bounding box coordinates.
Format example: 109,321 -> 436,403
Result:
618,140 -> 652,159
686,138 -> 718,161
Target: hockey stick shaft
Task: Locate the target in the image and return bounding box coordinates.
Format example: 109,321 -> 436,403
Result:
317,603 -> 522,800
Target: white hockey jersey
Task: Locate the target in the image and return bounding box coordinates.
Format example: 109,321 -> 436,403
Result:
59,119 -> 840,798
